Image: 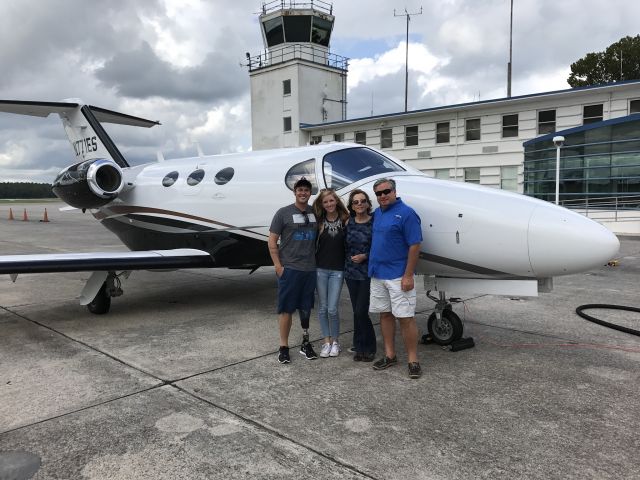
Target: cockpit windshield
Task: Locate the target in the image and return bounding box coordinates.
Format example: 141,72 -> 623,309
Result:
322,147 -> 405,190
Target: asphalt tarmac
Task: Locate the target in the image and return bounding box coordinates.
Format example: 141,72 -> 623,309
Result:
1,202 -> 639,479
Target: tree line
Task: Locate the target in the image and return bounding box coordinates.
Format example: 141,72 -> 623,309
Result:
0,182 -> 55,199
568,35 -> 640,87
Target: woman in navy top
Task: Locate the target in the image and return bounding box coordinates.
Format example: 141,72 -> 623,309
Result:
344,189 -> 376,361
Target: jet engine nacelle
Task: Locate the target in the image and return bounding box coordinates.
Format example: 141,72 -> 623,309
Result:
52,158 -> 124,209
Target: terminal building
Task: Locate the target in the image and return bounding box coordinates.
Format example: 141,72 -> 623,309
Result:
247,1 -> 640,203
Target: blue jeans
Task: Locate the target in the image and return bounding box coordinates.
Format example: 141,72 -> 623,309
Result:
316,268 -> 344,339
345,277 -> 376,354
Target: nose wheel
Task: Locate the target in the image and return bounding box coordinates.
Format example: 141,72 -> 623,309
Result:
423,291 -> 463,345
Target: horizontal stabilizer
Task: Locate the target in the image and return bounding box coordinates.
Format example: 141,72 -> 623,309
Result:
0,249 -> 213,275
0,100 -> 160,127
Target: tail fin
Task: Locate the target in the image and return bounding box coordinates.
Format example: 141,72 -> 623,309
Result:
0,100 -> 160,168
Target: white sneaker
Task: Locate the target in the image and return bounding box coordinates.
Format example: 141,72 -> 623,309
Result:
320,343 -> 332,358
329,341 -> 341,357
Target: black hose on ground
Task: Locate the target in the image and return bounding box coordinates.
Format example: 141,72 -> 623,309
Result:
575,304 -> 640,337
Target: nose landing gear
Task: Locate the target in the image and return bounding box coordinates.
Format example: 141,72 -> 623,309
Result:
423,290 -> 463,346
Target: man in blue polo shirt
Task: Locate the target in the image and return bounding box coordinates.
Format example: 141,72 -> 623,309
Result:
369,178 -> 423,379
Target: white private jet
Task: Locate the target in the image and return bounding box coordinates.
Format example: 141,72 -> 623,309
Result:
0,100 -> 620,345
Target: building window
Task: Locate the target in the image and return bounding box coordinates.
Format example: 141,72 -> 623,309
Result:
380,128 -> 392,148
500,166 -> 518,191
436,122 -> 450,143
538,109 -> 556,135
405,125 -> 419,146
630,99 -> 640,114
310,135 -> 322,145
283,79 -> 291,95
435,169 -> 449,180
465,118 -> 480,141
464,167 -> 480,184
355,131 -> 366,145
583,104 -> 603,124
333,133 -> 344,142
283,116 -> 292,132
502,114 -> 519,138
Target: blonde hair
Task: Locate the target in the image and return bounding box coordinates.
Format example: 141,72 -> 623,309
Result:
312,188 -> 349,223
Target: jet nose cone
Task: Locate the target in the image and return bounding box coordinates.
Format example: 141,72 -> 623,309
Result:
528,206 -> 620,277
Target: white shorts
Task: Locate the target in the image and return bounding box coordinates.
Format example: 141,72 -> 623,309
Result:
369,277 -> 417,318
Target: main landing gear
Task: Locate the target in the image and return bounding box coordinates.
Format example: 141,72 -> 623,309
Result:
423,290 -> 463,346
87,271 -> 123,314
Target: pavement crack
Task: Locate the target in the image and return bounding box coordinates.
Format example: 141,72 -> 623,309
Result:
171,384 -> 379,480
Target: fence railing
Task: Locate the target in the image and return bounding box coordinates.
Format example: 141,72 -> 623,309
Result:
247,44 -> 348,71
262,0 -> 333,15
560,195 -> 640,222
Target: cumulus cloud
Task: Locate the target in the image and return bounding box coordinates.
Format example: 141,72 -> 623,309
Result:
0,0 -> 639,182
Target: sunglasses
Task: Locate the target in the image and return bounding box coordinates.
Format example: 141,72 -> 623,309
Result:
374,188 -> 393,197
351,199 -> 368,205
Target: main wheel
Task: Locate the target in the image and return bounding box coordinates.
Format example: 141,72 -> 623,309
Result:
427,309 -> 463,345
87,283 -> 111,314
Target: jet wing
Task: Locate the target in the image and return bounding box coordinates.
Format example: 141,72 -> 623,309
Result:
0,249 -> 214,275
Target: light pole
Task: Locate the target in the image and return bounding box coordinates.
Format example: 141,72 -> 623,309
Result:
553,136 -> 565,205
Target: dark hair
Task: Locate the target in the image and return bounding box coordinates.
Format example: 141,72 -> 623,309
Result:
347,189 -> 372,216
294,177 -> 312,190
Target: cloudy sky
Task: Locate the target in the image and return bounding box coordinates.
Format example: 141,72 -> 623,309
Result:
1,0 -> 638,182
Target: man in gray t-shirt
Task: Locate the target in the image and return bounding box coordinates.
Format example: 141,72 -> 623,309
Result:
268,178 -> 318,363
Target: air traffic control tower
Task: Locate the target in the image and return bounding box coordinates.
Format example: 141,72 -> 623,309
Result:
247,1 -> 348,149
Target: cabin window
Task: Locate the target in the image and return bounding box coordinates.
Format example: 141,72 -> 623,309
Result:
187,169 -> 205,186
405,125 -> 419,146
583,104 -> 603,124
322,147 -> 404,190
502,114 -> 519,138
538,109 -> 556,134
214,167 -> 234,185
436,122 -> 450,143
162,171 -> 179,187
285,159 -> 318,194
380,128 -> 392,149
465,118 -> 481,141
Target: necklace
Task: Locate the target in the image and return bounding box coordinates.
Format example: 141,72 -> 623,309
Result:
323,217 -> 342,237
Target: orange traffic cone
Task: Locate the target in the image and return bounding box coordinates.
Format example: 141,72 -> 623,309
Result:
22,209 -> 28,221
8,208 -> 14,220
40,208 -> 50,223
